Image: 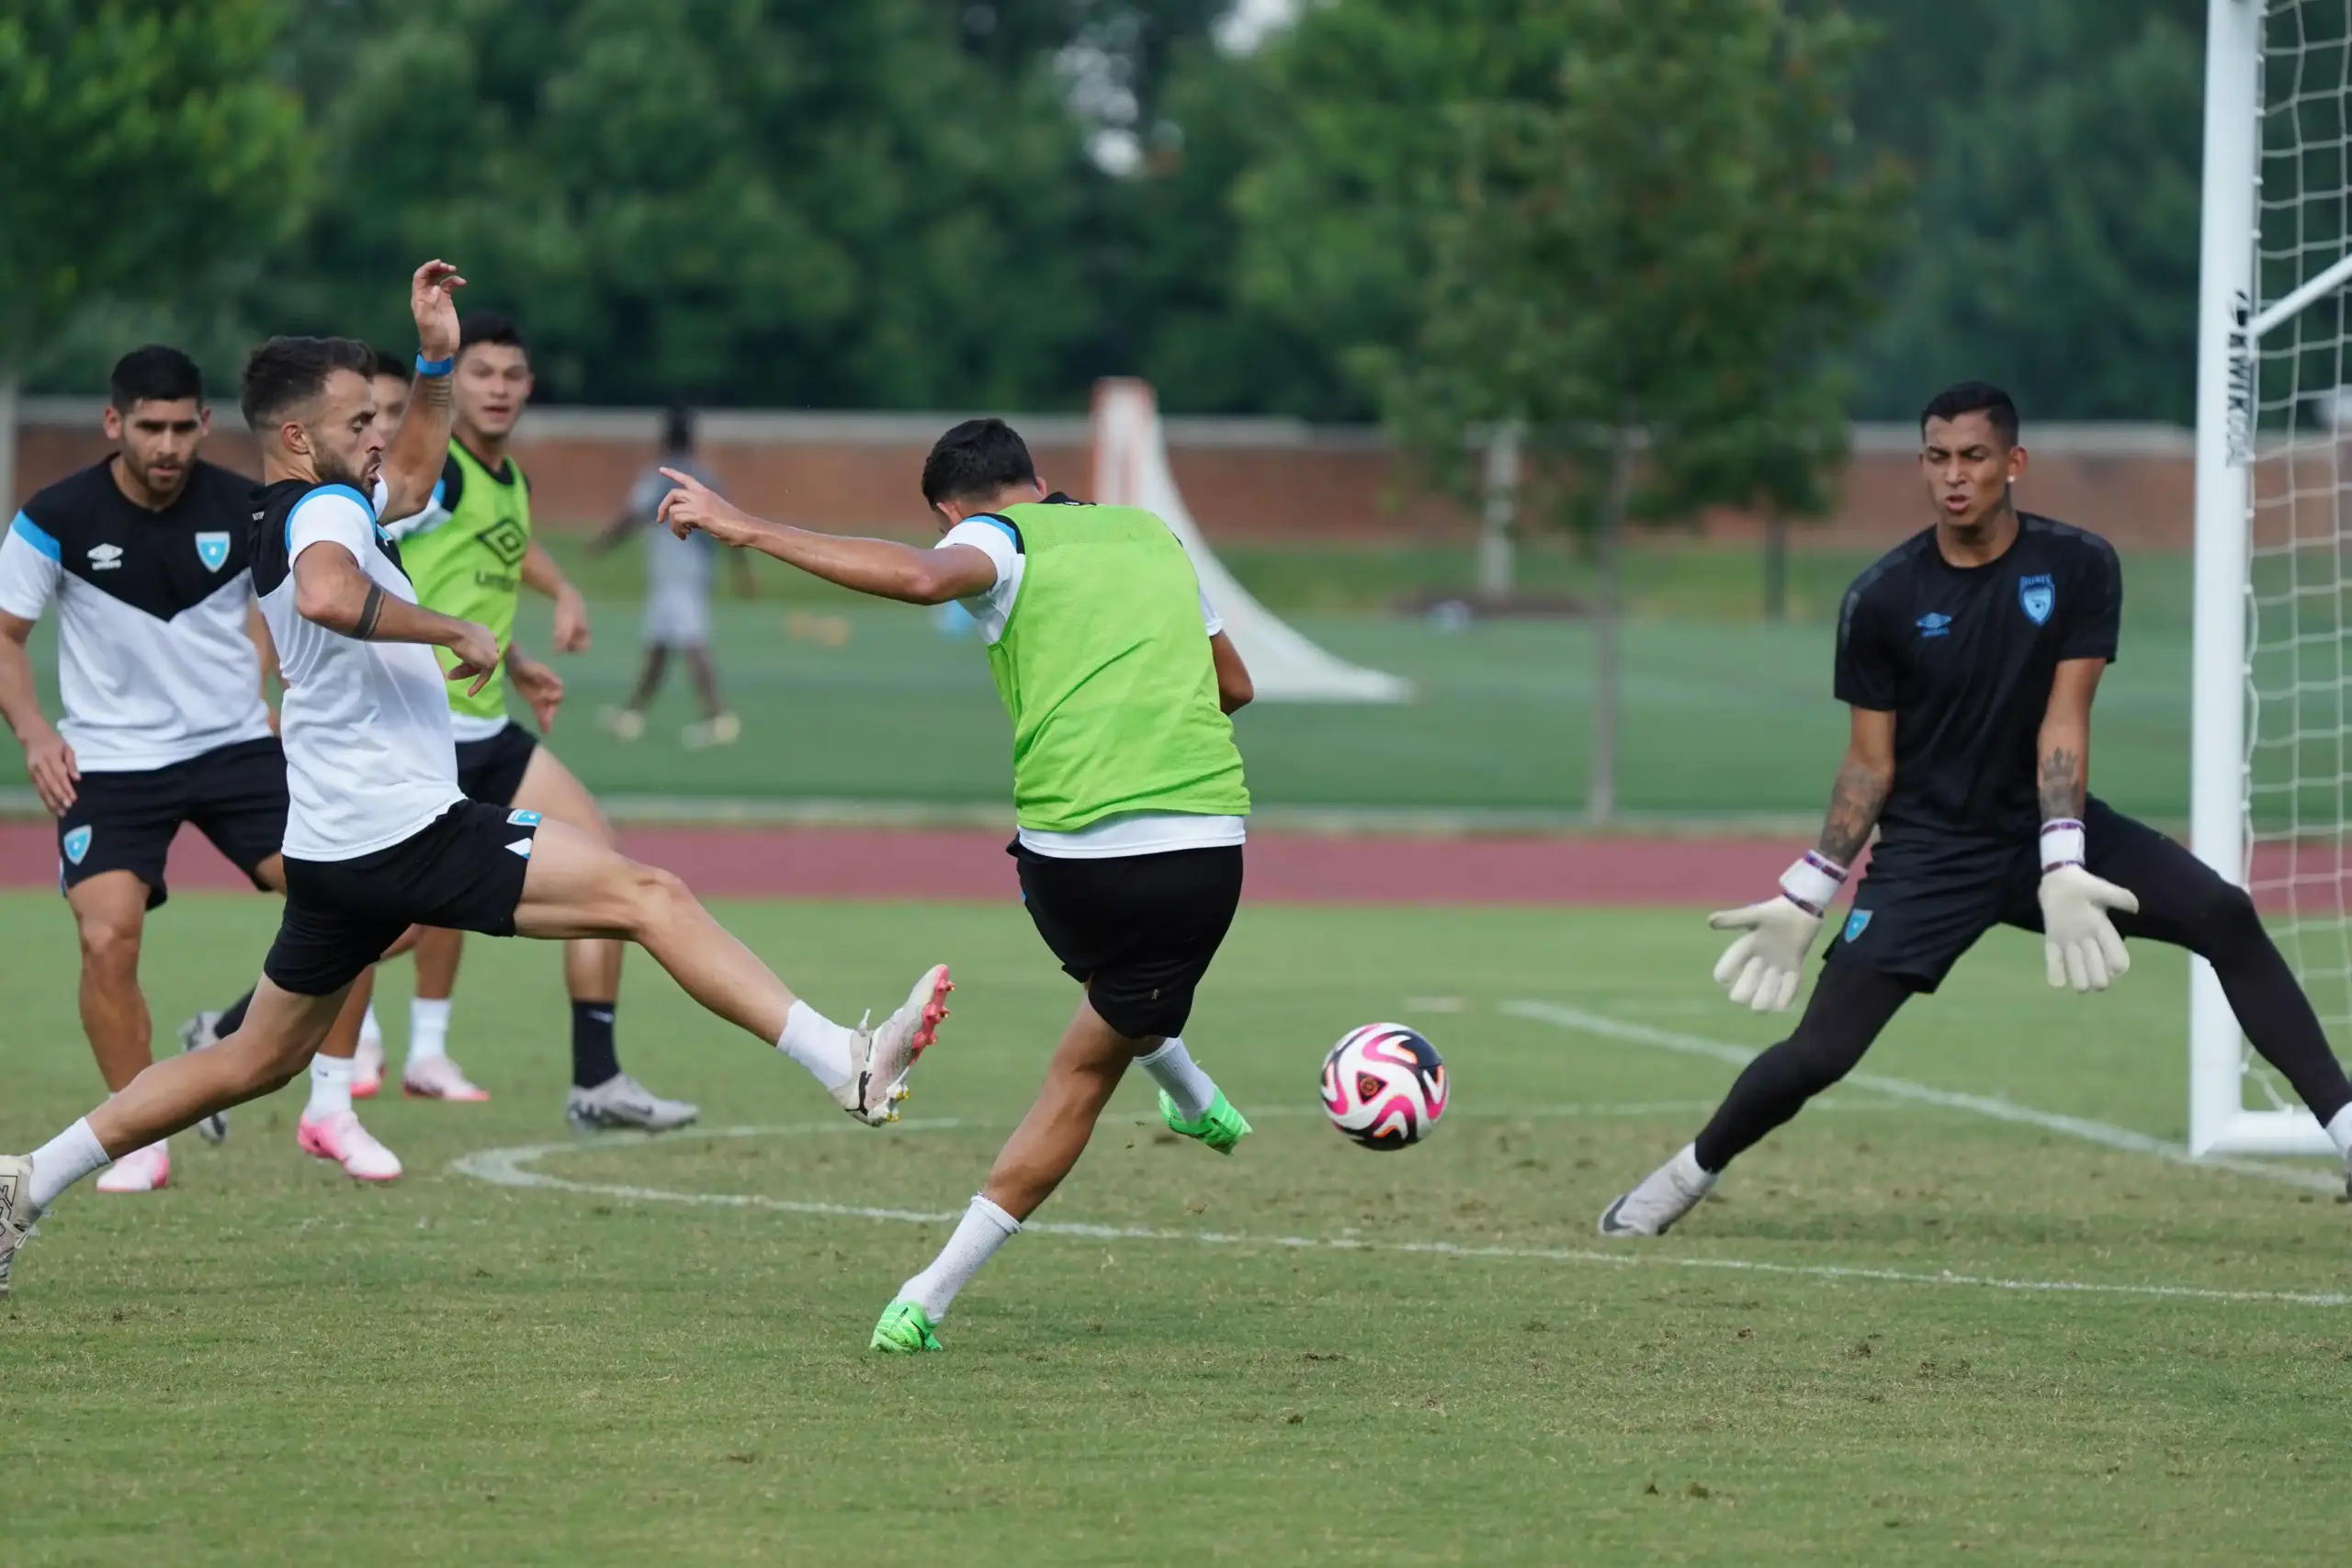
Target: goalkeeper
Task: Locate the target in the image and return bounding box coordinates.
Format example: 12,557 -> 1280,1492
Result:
1603,382 -> 2352,1235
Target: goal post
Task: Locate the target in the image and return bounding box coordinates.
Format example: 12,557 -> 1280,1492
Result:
2189,0 -> 2352,1156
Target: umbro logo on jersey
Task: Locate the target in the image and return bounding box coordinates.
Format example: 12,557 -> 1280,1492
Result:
1917,612 -> 1952,638
86,543 -> 123,571
475,517 -> 529,569
505,838 -> 534,859
2018,573 -> 2056,626
195,532 -> 232,571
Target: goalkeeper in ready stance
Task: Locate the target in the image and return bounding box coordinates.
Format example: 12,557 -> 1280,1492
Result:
1603,382 -> 2352,1235
660,417 -> 1256,1351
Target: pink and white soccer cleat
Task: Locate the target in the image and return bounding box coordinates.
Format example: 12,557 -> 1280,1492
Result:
401,1055 -> 490,1102
297,1111 -> 402,1181
95,1140 -> 169,1193
834,964 -> 953,1125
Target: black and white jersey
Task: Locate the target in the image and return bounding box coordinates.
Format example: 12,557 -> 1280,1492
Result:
1834,513 -> 2122,842
252,479 -> 463,861
0,458 -> 273,772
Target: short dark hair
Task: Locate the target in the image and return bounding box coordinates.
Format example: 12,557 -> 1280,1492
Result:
365,344 -> 412,383
459,310 -> 526,356
662,404 -> 695,452
1920,381 -> 2020,447
239,335 -> 375,432
921,418 -> 1036,506
108,345 -> 203,412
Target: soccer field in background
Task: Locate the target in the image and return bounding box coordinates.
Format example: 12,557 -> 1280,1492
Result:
6,890 -> 2347,1565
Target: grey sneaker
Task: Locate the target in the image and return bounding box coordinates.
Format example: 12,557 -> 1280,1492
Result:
1599,1145 -> 1718,1237
177,1012 -> 230,1145
833,964 -> 953,1125
566,1074 -> 700,1134
0,1154 -> 37,1300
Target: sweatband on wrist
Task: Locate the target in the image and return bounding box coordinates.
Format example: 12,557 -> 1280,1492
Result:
1777,851 -> 1848,918
2041,819 -> 2086,872
414,352 -> 455,377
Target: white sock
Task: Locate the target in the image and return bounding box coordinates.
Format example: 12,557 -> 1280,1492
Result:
409,997 -> 452,1064
29,1119 -> 111,1211
308,1055 -> 354,1120
899,1195 -> 1022,1320
1135,1036 -> 1218,1121
357,1003 -> 382,1052
2327,1104 -> 2352,1160
776,999 -> 854,1091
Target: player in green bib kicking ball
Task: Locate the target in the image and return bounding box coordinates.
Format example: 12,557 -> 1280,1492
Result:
659,418 -> 1257,1351
381,312 -> 697,1132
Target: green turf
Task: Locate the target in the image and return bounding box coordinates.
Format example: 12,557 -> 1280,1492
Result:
6,891 -> 2350,1565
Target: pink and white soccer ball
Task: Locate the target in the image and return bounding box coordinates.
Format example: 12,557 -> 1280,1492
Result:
1320,1023 -> 1448,1150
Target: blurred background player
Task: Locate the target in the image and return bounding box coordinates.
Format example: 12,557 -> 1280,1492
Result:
1601,383 -> 2352,1236
660,417 -> 1255,1353
593,405 -> 747,750
381,312 -> 697,1132
0,346 -> 395,1188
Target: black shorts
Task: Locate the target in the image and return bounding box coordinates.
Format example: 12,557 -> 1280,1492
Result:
1827,798 -> 2222,991
1012,841 -> 1244,1039
455,723 -> 539,807
59,737 -> 288,908
263,801 -> 544,996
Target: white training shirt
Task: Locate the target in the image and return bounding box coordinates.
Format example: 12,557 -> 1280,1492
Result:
937,516 -> 1246,860
257,482 -> 464,860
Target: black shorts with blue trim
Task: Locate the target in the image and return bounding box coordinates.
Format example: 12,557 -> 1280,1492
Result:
59,737 -> 288,908
1012,841 -> 1243,1039
263,801 -> 544,996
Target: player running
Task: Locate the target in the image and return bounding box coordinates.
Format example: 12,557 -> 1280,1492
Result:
380,312 -> 696,1132
0,346 -> 394,1189
0,262 -> 949,1299
1600,383 -> 2352,1235
658,417 -> 1256,1353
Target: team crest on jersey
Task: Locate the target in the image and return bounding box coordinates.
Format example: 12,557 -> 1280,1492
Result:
62,826 -> 92,865
195,531 -> 232,571
2018,573 -> 2056,626
1843,908 -> 1872,942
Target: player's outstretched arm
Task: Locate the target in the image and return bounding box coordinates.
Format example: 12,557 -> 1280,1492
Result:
379,262 -> 465,523
1707,707 -> 1894,1012
292,543 -> 500,694
520,542 -> 591,651
2035,657 -> 2137,993
0,610 -> 75,814
657,469 -> 997,605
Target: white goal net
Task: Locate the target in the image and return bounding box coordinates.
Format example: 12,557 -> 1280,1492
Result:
2193,0 -> 2352,1154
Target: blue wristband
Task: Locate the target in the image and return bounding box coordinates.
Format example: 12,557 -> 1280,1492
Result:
414,352 -> 455,378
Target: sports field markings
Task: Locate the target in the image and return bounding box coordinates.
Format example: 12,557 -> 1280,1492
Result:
1500,1000 -> 2346,1194
449,1122 -> 2352,1309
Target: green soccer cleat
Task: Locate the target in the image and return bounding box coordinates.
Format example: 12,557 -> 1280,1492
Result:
1159,1089 -> 1252,1155
870,1299 -> 944,1354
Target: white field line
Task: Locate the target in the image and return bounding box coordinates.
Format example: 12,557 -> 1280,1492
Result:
447,1122 -> 2352,1310
1499,1000 -> 2346,1195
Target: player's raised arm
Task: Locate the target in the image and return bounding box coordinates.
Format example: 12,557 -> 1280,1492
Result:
378,262 -> 465,523
2034,658 -> 2138,992
659,469 -> 999,605
1708,706 -> 1894,1013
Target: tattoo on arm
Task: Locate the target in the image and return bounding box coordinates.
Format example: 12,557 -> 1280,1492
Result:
1817,756 -> 1892,866
354,584 -> 385,641
413,374 -> 452,410
2039,745 -> 2084,821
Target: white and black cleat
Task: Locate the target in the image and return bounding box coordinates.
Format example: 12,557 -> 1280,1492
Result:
177,1011 -> 230,1145
1598,1145 -> 1718,1237
566,1074 -> 700,1134
0,1154 -> 38,1300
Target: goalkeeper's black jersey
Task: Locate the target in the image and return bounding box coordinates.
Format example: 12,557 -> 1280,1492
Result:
1831,513 -> 2121,844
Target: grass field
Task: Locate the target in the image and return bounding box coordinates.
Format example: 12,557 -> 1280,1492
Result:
8,888 -> 2352,1565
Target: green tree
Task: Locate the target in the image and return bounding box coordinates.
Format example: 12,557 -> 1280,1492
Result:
0,0 -> 308,502
1245,0 -> 1907,819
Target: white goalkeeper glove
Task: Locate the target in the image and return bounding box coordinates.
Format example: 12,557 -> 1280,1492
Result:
1708,852 -> 1847,1013
2037,818 -> 2138,992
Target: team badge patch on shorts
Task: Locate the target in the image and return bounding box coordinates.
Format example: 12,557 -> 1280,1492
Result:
195,531 -> 232,571
62,826 -> 92,865
1844,908 -> 1872,942
506,809 -> 542,826
2018,573 -> 2056,626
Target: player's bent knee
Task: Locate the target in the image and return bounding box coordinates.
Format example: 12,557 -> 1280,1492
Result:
624,863 -> 697,935
76,915 -> 142,976
2186,878 -> 2264,955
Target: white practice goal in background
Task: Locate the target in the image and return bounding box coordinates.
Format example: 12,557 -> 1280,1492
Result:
2193,0 -> 2352,1154
1091,378 -> 1411,705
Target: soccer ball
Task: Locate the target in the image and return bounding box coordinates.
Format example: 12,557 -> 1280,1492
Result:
1320,1023 -> 1448,1150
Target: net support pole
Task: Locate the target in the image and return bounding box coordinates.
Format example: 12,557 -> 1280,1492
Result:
2188,0 -> 2262,1156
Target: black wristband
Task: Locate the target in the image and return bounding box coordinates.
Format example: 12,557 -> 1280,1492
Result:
354,584 -> 385,640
